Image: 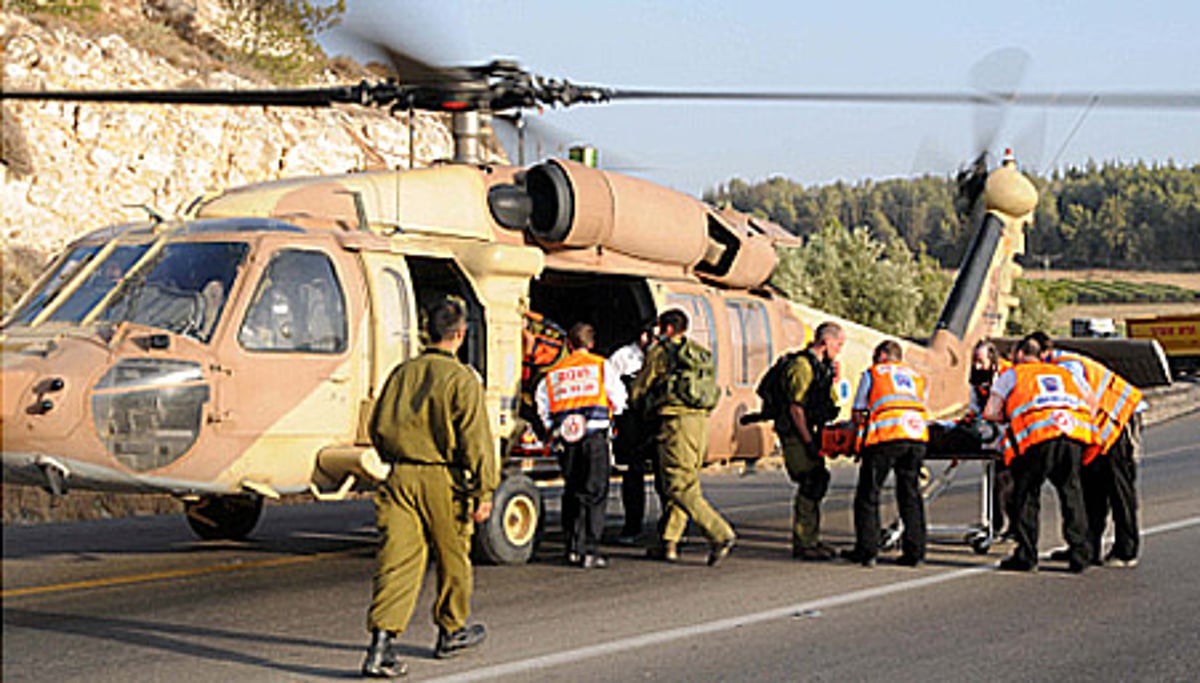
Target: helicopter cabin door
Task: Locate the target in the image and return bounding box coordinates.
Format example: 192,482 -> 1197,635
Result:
724,298 -> 775,459
360,252 -> 418,415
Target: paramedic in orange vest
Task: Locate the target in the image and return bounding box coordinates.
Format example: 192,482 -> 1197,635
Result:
841,340 -> 929,567
536,322 -> 627,569
1032,332 -> 1145,567
984,335 -> 1098,573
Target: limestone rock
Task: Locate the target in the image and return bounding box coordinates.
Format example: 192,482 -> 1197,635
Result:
1,9 -> 466,255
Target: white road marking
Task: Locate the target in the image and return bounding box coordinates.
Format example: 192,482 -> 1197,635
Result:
428,514 -> 1200,683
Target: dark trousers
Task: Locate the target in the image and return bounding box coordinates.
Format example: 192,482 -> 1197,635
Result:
558,430 -> 611,556
992,462 -> 1018,534
853,441 -> 927,560
619,453 -> 664,537
614,412 -> 659,537
1010,437 -> 1092,566
1082,416 -> 1141,561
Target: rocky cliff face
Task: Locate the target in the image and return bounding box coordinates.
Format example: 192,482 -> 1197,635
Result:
1,5 -> 462,256
0,3 -> 473,523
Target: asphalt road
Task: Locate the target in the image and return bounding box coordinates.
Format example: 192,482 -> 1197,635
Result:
4,412 -> 1198,682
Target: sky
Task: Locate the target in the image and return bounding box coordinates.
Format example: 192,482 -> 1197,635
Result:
320,0 -> 1200,196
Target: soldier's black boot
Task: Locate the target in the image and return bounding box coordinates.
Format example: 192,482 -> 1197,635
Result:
362,629 -> 407,678
435,624 -> 487,659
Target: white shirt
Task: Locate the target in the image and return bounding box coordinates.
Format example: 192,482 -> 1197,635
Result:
607,341 -> 645,381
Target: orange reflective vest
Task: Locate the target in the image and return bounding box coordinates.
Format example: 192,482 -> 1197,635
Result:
1048,350 -> 1143,455
545,350 -> 612,436
860,362 -> 930,448
1000,362 -> 1099,465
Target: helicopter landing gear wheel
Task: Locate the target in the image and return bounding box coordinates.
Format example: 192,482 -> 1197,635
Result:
474,474 -> 542,565
185,494 -> 263,540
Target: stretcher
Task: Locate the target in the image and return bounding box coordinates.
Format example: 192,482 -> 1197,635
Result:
821,420 -> 1004,555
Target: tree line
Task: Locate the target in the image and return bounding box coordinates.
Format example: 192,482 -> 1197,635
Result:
706,161 -> 1200,270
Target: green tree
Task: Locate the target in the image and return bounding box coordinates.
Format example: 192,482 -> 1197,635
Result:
1006,279 -> 1058,336
770,221 -> 950,337
220,0 -> 346,80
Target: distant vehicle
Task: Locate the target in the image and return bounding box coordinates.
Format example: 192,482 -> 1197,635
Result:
1071,317 -> 1118,338
1126,313 -> 1200,375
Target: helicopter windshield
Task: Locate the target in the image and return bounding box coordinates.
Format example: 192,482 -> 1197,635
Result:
96,242 -> 249,342
44,244 -> 154,324
6,243 -> 103,325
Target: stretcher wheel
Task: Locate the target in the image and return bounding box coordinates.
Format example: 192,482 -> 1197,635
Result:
879,526 -> 901,551
967,531 -> 992,555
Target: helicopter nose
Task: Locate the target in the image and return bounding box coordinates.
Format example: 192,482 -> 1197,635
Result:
1,368 -> 37,421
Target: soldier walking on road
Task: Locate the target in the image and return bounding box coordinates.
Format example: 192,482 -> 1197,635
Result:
779,322 -> 845,561
361,297 -> 499,678
631,308 -> 736,566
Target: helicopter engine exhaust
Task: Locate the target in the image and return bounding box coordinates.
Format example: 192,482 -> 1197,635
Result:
519,159 -> 778,288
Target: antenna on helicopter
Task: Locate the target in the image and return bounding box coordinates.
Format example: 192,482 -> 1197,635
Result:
123,203 -> 166,225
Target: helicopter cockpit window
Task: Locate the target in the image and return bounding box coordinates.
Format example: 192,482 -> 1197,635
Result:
96,242 -> 249,343
45,244 -> 153,324
6,243 -> 101,326
238,250 -> 348,353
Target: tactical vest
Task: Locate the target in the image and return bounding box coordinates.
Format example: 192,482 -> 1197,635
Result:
1048,350 -> 1143,455
545,350 -> 612,440
860,361 -> 930,448
1001,362 -> 1098,465
798,348 -> 839,427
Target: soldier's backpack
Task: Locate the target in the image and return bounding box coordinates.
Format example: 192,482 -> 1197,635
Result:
666,339 -> 721,411
755,350 -> 803,423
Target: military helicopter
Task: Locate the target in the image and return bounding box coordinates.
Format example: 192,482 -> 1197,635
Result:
1,41 -> 1189,564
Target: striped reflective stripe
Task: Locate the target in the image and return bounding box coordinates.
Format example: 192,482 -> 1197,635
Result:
551,405 -> 610,422
869,393 -> 923,413
1098,420 -> 1116,443
1097,369 -> 1113,402
1012,415 -> 1095,446
1108,385 -> 1133,418
1012,417 -> 1059,446
864,412 -> 928,440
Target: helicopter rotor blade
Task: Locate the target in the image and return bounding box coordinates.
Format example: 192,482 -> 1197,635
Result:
606,88 -> 1200,109
970,47 -> 1031,163
6,84 -> 1196,109
0,85 -> 372,108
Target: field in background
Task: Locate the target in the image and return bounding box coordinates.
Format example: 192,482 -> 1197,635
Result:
1021,270 -> 1200,335
1022,269 -> 1200,289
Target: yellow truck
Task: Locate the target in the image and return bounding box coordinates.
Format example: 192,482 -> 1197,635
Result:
1126,313 -> 1200,376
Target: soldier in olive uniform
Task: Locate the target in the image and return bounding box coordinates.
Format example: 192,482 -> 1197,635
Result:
780,321 -> 845,561
630,308 -> 736,567
361,297 -> 499,678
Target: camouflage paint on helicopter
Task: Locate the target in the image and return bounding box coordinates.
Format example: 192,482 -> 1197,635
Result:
2,152 -> 1035,560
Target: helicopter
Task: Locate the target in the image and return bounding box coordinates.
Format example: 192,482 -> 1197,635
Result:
1,36 -> 1189,564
